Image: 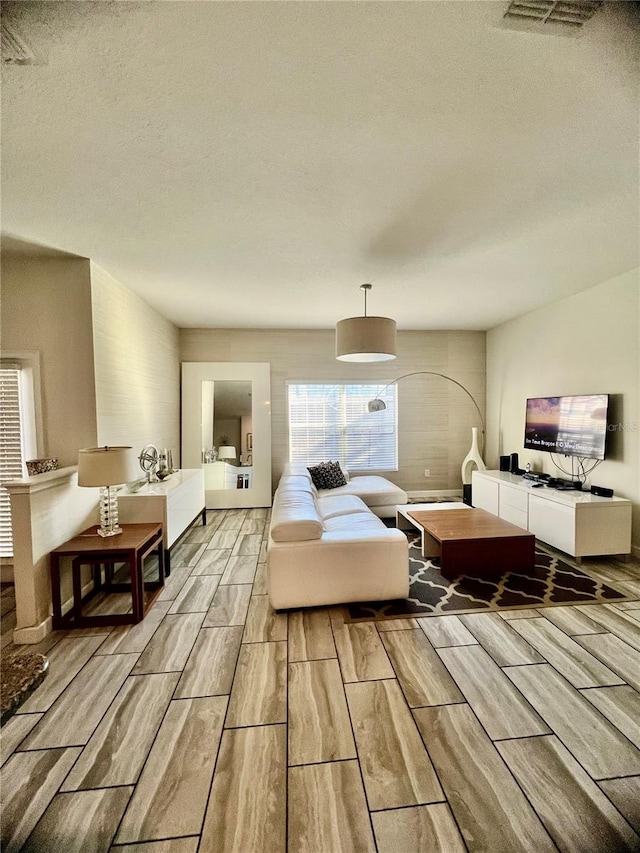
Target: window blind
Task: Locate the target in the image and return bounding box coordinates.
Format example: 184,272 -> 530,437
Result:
0,369 -> 24,558
288,383 -> 397,471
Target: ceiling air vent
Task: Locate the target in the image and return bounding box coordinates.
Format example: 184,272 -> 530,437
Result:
502,1 -> 603,34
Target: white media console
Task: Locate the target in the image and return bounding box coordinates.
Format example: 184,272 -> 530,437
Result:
471,470 -> 632,562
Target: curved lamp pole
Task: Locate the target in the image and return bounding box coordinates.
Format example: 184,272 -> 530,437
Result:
367,370 -> 485,451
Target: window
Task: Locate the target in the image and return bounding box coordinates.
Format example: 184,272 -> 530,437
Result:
288,382 -> 397,471
0,354 -> 42,559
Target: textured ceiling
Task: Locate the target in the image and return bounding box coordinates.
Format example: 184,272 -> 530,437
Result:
2,1 -> 638,330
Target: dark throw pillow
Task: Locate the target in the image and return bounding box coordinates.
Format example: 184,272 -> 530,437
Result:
307,461 -> 347,490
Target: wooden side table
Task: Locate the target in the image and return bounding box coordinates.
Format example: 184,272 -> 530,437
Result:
50,523 -> 164,629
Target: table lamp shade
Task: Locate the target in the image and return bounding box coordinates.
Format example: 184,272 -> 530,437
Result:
217,446 -> 236,461
77,446 -> 137,487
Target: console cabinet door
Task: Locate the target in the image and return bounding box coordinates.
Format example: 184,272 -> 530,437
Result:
471,474 -> 499,515
528,495 -> 576,555
498,483 -> 528,530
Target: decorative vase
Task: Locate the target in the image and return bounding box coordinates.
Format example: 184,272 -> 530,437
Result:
461,427 -> 486,485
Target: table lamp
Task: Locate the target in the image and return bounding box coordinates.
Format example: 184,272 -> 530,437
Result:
217,446 -> 237,462
77,446 -> 137,537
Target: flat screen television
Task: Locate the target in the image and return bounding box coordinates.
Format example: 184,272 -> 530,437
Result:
524,394 -> 609,460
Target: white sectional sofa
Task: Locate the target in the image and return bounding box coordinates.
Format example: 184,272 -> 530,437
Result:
266,464 -> 409,610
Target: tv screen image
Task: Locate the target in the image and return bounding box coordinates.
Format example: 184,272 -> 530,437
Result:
524,394 -> 609,460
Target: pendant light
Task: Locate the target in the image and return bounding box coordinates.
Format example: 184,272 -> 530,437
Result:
335,284 -> 397,362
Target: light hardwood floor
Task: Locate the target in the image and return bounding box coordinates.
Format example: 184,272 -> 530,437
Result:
1,509 -> 640,852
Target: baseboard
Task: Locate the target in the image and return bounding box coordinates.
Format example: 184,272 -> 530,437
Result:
13,616 -> 52,645
406,489 -> 463,500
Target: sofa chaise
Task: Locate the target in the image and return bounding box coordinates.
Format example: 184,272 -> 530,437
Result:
266,464 -> 409,609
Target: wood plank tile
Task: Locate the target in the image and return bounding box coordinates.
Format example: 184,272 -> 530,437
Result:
288,659 -> 356,765
288,609 -> 336,662
220,554 -> 258,585
226,641 -> 287,727
252,561 -> 267,595
459,611 -> 545,666
575,604 -> 640,651
510,617 -> 624,688
109,840 -> 199,853
539,605 -> 609,635
581,685 -> 640,750
202,584 -> 252,627
184,523 -> 213,544
504,664 -> 640,779
0,747 -> 81,853
22,654 -> 139,749
380,629 -> 464,708
372,803 -> 466,853
497,735 -> 640,853
218,511 -> 247,531
612,600 -> 640,612
190,548 -> 231,576
0,713 -> 43,767
441,644 -> 550,738
170,542 -> 206,568
26,786 -> 132,853
167,575 -> 220,614
499,608 -> 541,620
417,615 -> 477,647
240,517 -> 265,535
18,635 -> 106,712
206,530 -> 240,550
413,704 -> 555,852
345,679 -> 443,810
289,760 -> 376,853
242,595 -> 287,643
115,696 -> 227,844
174,626 -> 243,698
205,510 -> 226,530
156,565 -> 192,602
333,621 -> 395,682
231,533 -> 262,556
376,617 -> 420,631
61,673 -> 179,790
599,777 -> 640,834
200,724 -> 286,853
259,541 -> 268,562
132,613 -> 204,674
577,633 -> 640,691
96,601 -> 171,655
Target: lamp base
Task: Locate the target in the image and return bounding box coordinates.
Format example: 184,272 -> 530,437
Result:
97,525 -> 123,537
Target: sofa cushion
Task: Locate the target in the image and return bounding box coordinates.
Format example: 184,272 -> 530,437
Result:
270,488 -> 323,542
322,512 -> 389,534
317,475 -> 407,508
307,461 -> 347,490
316,494 -> 371,520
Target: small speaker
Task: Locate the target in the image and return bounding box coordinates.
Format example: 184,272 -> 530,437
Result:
590,485 -> 614,498
510,452 -> 520,474
499,455 -> 510,472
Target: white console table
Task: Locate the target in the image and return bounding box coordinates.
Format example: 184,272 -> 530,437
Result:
471,470 -> 632,562
118,468 -> 205,573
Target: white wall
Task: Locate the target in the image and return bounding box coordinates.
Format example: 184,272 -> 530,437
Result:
91,262 -> 181,464
1,253 -> 98,466
180,328 -> 486,492
487,269 -> 639,552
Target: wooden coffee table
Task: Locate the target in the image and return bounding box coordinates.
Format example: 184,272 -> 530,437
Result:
402,507 -> 535,579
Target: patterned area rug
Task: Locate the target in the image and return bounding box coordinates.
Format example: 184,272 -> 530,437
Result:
346,533 -> 629,622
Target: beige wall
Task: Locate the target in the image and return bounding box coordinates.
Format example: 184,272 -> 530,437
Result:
180,329 -> 486,492
1,253 -> 98,466
487,269 -> 639,552
90,262 -> 181,463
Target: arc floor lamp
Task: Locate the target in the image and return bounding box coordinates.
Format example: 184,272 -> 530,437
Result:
367,371 -> 486,488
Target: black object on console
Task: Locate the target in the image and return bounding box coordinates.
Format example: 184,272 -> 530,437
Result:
499,455 -> 511,472
591,485 -> 614,497
509,453 -> 520,474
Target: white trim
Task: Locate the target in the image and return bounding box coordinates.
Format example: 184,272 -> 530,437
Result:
1,350 -> 45,457
13,616 -> 52,645
3,465 -> 78,496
